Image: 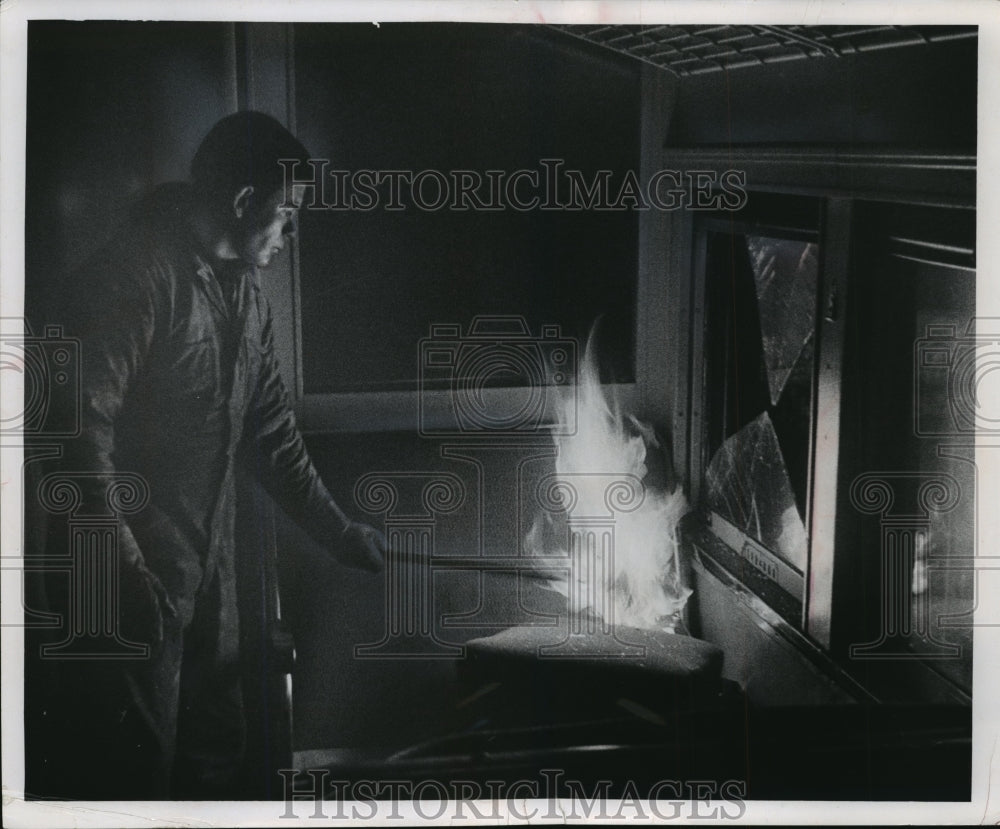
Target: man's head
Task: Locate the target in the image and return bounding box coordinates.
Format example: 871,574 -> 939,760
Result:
191,111 -> 311,268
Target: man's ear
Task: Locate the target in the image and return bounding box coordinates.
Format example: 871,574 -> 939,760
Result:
232,185 -> 255,219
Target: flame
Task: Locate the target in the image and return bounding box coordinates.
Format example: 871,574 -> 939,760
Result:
526,333 -> 691,632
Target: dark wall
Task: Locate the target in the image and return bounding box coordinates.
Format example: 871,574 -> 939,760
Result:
25,21 -> 236,325
293,24 -> 641,393
667,38 -> 977,147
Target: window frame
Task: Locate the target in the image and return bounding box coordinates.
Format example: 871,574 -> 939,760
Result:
689,198 -> 826,629
274,32 -> 673,434
676,150 -> 975,704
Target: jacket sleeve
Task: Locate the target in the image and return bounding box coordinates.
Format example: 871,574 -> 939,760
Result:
59,256 -> 162,569
243,297 -> 348,546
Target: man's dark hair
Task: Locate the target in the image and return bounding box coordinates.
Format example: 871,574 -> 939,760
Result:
190,111 -> 310,208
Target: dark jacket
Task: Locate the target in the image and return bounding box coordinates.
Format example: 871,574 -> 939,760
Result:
60,184 -> 344,626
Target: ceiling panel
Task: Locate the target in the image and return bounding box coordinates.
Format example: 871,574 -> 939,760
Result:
550,24 -> 977,77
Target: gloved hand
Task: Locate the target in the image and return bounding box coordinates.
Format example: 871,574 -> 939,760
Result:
335,521 -> 387,573
117,560 -> 177,650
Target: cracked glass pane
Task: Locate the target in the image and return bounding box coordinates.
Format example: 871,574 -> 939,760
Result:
746,236 -> 819,406
704,410 -> 808,571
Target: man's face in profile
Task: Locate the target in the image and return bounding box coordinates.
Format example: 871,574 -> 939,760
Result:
236,183 -> 306,268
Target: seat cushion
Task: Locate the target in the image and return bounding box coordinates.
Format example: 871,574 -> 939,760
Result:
464,623 -> 723,682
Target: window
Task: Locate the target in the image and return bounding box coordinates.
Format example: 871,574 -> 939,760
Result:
688,194 -> 975,701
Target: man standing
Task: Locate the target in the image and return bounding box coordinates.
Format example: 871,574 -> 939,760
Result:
30,112 -> 385,799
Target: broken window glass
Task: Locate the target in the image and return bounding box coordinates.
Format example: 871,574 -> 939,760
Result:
747,237 -> 819,406
704,411 -> 808,570
702,231 -> 817,575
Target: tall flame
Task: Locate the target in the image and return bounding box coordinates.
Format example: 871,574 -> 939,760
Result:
526,334 -> 691,632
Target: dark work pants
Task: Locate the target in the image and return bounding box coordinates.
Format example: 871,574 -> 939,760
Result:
27,559 -> 245,800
